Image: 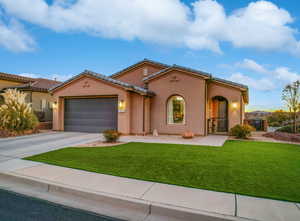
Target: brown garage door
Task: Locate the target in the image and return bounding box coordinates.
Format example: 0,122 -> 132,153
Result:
64,97 -> 118,133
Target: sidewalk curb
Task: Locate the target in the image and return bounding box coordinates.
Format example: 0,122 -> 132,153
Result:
0,172 -> 248,221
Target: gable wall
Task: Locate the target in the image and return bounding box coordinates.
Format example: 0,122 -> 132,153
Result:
113,64 -> 164,87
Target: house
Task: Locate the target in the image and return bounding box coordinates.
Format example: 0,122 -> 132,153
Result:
50,59 -> 248,135
0,72 -> 61,121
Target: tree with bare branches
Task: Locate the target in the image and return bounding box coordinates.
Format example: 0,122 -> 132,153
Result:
282,80 -> 300,133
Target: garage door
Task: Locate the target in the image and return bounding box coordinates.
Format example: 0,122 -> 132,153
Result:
64,98 -> 118,133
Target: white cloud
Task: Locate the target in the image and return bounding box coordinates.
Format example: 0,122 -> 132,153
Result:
0,0 -> 299,55
20,73 -> 39,78
225,1 -> 300,54
51,73 -> 73,81
235,58 -> 300,83
228,72 -> 275,91
0,18 -> 35,52
236,59 -> 269,74
273,67 -> 300,82
20,72 -> 73,82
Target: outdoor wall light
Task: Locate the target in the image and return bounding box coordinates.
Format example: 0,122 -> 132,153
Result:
231,102 -> 238,109
118,100 -> 126,112
52,101 -> 58,109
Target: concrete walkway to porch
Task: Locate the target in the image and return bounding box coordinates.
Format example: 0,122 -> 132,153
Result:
119,134 -> 228,146
0,159 -> 299,221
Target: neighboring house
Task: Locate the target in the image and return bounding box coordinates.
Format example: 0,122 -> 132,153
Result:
50,59 -> 248,135
0,72 -> 61,121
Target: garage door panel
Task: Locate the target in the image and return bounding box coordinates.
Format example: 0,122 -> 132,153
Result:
64,118 -> 117,127
64,98 -> 117,133
64,110 -> 115,119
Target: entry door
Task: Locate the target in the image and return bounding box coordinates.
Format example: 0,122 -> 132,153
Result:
64,98 -> 118,133
217,100 -> 228,132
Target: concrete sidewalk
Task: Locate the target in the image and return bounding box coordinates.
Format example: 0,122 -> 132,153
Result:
0,159 -> 299,221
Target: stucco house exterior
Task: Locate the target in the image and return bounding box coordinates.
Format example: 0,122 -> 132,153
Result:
50,59 -> 248,136
0,72 -> 60,121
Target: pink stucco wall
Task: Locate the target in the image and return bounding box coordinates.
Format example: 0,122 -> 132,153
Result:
147,70 -> 206,136
130,92 -> 144,134
113,64 -> 163,87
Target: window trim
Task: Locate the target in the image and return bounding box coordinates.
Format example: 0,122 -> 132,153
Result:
166,95 -> 186,125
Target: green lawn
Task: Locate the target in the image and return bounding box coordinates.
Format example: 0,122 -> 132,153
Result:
25,140 -> 300,203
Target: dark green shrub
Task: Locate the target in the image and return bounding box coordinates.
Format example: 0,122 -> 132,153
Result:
230,124 -> 255,139
103,130 -> 120,143
269,122 -> 281,127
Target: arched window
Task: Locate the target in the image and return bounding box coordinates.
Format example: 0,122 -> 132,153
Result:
167,95 -> 185,124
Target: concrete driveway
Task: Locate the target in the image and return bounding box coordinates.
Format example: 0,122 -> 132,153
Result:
0,132 -> 100,162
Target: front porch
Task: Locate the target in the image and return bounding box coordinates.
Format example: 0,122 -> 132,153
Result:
208,96 -> 229,135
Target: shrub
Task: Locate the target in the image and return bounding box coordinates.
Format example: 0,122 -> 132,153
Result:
103,130 -> 120,143
230,124 -> 255,139
0,89 -> 39,132
269,122 -> 281,127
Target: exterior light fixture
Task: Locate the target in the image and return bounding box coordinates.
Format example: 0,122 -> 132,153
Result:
232,102 -> 238,109
52,101 -> 58,109
118,100 -> 126,112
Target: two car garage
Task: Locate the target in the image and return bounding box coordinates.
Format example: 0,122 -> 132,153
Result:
64,97 -> 118,133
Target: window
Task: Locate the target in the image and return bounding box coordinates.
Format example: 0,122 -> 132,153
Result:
167,95 -> 185,124
40,99 -> 47,110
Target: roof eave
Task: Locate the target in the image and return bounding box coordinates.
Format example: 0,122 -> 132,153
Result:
50,71 -> 155,96
143,66 -> 211,83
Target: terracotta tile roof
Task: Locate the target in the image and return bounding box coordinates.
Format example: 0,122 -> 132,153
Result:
31,78 -> 61,90
143,65 -> 211,82
212,77 -> 248,90
0,72 -> 35,83
50,70 -> 155,96
1,73 -> 61,92
110,58 -> 170,78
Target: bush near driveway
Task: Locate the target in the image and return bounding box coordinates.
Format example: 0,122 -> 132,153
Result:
103,130 -> 120,143
26,140 -> 300,203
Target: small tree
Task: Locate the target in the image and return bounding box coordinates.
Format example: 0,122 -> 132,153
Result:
0,89 -> 39,132
282,80 -> 300,133
266,110 -> 289,127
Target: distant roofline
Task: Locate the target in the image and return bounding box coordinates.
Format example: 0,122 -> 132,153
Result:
0,72 -> 36,83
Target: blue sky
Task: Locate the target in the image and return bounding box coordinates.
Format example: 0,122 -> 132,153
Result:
1,0 -> 300,111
